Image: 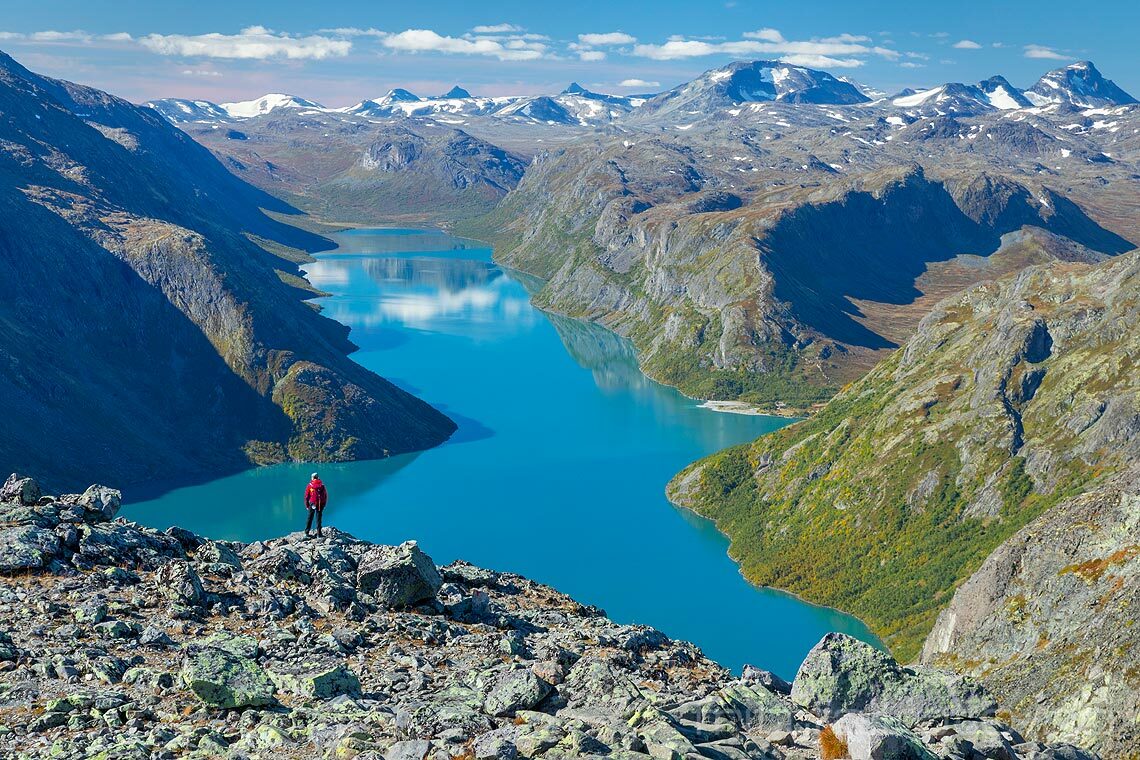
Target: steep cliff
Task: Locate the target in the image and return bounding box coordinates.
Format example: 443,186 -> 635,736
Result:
670,251 -> 1140,661
922,465 -> 1140,756
0,52 -> 455,490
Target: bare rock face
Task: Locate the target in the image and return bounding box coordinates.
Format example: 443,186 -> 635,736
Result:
791,633 -> 995,726
0,475 -> 40,506
923,465 -> 1140,756
355,540 -> 443,608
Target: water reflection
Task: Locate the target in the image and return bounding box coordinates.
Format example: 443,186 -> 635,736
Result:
309,255 -> 536,334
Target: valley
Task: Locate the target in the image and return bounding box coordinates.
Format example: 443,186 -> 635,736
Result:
2,44 -> 1139,759
137,55 -> 1140,754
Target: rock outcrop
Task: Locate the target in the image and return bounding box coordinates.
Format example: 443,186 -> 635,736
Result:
0,475 -> 1096,760
922,465 -> 1140,757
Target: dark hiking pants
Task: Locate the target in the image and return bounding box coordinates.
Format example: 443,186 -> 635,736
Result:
305,506 -> 324,535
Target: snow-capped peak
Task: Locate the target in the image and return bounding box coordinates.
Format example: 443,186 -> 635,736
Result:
1025,61 -> 1137,108
219,93 -> 325,119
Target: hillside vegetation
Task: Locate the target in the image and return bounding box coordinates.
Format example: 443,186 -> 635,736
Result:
670,251 -> 1140,660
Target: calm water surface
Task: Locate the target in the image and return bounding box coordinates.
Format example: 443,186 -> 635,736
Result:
125,229 -> 879,677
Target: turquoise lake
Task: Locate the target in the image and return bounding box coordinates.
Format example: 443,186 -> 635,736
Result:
124,228 -> 879,678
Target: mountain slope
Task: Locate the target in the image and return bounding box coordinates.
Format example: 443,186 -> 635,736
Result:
0,51 -> 455,489
922,464 -> 1140,756
183,111 -> 527,224
669,250 -> 1140,661
1025,61 -> 1139,108
466,125 -> 1134,408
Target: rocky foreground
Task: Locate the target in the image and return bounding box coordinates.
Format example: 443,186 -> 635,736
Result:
0,475 -> 1099,760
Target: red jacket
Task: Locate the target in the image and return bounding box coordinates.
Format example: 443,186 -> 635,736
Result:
305,479 -> 327,509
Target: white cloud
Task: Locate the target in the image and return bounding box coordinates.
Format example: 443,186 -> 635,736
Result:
953,39 -> 982,49
578,50 -> 606,61
818,33 -> 871,44
631,30 -> 898,64
578,32 -> 636,46
181,69 -> 222,77
1024,44 -> 1066,60
900,62 -> 925,69
471,23 -> 523,34
381,28 -> 545,61
101,32 -> 133,42
619,78 -> 660,88
779,54 -> 863,68
31,30 -> 93,42
140,26 -> 351,60
320,27 -> 386,37
743,28 -> 784,42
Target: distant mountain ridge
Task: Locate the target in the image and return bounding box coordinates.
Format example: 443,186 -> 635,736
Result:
145,59 -> 1138,129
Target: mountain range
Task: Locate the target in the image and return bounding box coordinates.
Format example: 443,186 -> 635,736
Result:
146,60 -> 1137,128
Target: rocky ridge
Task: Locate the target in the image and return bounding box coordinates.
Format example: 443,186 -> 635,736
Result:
921,464 -> 1140,757
0,474 -> 1097,760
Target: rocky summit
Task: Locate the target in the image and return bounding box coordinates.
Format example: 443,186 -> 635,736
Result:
0,475 -> 1098,760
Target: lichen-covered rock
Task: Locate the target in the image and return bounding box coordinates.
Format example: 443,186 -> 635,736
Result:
792,633 -> 995,726
831,713 -> 936,760
78,485 -> 121,521
181,647 -> 275,709
356,540 -> 442,608
483,668 -> 552,717
200,631 -> 258,659
1,474 -> 41,505
0,525 -> 60,571
155,560 -> 205,606
265,656 -> 361,700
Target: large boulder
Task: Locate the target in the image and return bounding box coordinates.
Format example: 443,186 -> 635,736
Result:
155,560 -> 205,606
356,540 -> 442,608
792,633 -> 995,726
483,668 -> 552,717
181,647 -> 276,709
0,525 -> 60,571
77,522 -> 183,567
831,713 -> 937,760
265,656 -> 361,700
78,485 -> 121,521
1,474 -> 41,506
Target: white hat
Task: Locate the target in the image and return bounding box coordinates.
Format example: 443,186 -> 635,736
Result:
311,472 -> 319,479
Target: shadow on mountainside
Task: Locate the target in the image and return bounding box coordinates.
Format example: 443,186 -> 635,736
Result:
760,170 -> 1133,349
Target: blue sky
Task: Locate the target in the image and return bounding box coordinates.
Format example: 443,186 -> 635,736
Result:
2,0 -> 1137,105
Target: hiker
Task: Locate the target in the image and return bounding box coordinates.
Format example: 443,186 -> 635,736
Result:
304,473 -> 328,537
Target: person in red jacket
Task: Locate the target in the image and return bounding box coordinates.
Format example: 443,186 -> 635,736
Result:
304,473 -> 328,537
